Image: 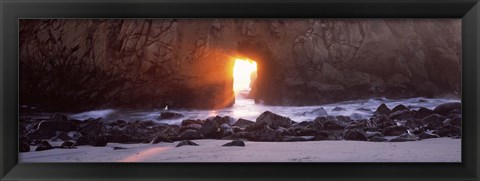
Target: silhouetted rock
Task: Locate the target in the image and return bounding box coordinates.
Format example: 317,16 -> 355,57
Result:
383,125 -> 407,136
391,104 -> 409,113
35,141 -> 53,151
176,140 -> 199,147
256,111 -> 293,129
160,111 -> 184,119
282,136 -> 314,142
297,107 -> 328,117
344,129 -> 367,141
389,110 -> 414,120
113,146 -> 128,150
178,129 -> 204,140
181,119 -> 205,126
389,133 -> 417,142
433,102 -> 461,116
422,114 -> 447,130
374,104 -> 391,115
233,118 -> 255,128
60,141 -> 76,148
200,119 -> 220,138
332,106 -> 347,112
370,136 -> 388,142
414,107 -> 433,119
222,140 -> 245,146
417,132 -> 439,140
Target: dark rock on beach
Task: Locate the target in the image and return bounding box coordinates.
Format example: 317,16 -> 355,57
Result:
176,140 -> 199,147
222,140 -> 245,146
389,133 -> 417,142
256,111 -> 293,129
433,102 -> 461,116
233,119 -> 255,128
383,125 -> 408,136
344,129 -> 367,141
35,141 -> 53,151
374,104 -> 391,115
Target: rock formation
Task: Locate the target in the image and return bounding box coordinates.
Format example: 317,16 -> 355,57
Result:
19,19 -> 461,110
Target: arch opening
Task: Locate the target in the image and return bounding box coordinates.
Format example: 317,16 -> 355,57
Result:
232,58 -> 257,98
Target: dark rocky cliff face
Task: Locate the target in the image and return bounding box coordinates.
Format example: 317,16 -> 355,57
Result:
19,19 -> 461,111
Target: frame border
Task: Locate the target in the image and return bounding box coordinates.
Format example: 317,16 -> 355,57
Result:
1,0 -> 479,180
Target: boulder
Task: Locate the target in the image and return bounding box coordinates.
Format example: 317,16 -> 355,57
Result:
344,129 -> 367,141
210,116 -> 229,125
297,107 -> 328,117
332,106 -> 347,112
389,133 -> 417,142
374,104 -> 391,115
200,119 -> 220,138
321,118 -> 346,130
365,131 -> 383,138
77,118 -> 106,137
421,114 -> 447,129
159,111 -> 184,119
33,116 -> 76,139
35,141 -> 53,151
113,146 -> 128,150
389,110 -> 414,120
178,129 -> 204,140
222,140 -> 245,147
282,136 -> 315,142
150,135 -> 174,144
181,119 -> 205,126
256,111 -> 293,129
433,102 -> 461,116
391,104 -> 409,113
233,118 -> 255,128
383,125 -> 407,136
60,141 -> 76,148
370,136 -> 388,142
176,140 -> 199,147
417,132 -> 439,140
414,107 -> 433,119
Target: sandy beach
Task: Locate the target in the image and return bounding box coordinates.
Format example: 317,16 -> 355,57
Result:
19,138 -> 461,162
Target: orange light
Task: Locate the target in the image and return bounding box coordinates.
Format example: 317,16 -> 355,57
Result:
233,58 -> 257,92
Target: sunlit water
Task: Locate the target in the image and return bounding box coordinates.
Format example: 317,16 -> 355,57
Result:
22,91 -> 460,125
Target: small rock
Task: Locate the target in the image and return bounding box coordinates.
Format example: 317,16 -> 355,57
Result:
389,133 -> 417,142
370,136 -> 388,142
417,132 -> 439,140
176,140 -> 199,147
391,104 -> 409,113
282,136 -> 314,142
35,141 -> 53,151
332,106 -> 347,112
113,146 -> 128,150
159,111 -> 183,119
60,140 -> 76,148
414,107 -> 433,119
222,140 -> 245,146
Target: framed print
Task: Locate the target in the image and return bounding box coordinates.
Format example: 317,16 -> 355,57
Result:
1,0 -> 479,180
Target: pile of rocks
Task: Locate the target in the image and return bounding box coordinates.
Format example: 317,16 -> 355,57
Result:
19,102 -> 461,152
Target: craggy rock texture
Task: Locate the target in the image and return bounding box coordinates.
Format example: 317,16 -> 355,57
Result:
20,19 -> 461,110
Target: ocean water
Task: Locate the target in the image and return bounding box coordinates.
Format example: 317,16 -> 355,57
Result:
63,93 -> 460,125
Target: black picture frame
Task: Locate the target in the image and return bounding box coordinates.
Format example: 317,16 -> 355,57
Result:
1,0 -> 479,180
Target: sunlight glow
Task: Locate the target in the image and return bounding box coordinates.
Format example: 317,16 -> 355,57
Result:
233,58 -> 257,92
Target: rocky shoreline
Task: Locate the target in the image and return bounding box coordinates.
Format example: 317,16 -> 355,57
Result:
19,102 -> 461,152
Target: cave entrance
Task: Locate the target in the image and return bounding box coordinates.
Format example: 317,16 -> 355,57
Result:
233,58 -> 257,98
